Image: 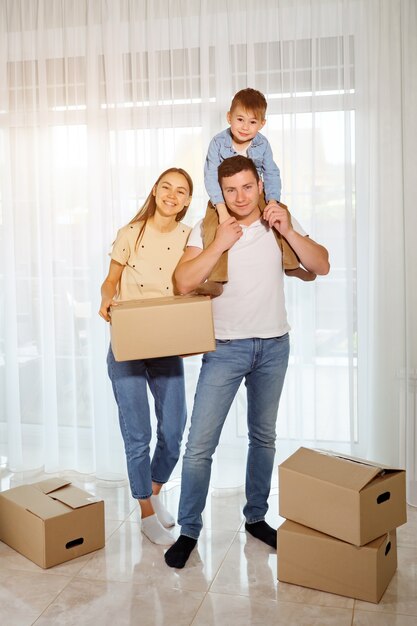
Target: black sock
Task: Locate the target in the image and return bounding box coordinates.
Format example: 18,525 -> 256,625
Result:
164,535 -> 197,568
245,521 -> 277,549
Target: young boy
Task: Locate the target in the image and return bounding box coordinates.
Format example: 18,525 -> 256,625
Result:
202,88 -> 315,284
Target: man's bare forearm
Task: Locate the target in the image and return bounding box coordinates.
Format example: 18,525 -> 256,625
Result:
175,218 -> 243,294
285,230 -> 330,275
174,245 -> 224,294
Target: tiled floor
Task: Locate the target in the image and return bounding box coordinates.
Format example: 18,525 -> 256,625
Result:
1,470 -> 417,625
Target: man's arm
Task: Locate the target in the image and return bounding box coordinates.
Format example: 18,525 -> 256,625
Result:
174,218 -> 243,294
263,203 -> 330,275
285,231 -> 330,275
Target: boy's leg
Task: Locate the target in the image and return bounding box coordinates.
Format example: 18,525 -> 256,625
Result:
201,201 -> 228,284
258,193 -> 299,270
260,194 -> 316,281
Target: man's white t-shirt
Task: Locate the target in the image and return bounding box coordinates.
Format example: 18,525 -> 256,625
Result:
188,217 -> 307,340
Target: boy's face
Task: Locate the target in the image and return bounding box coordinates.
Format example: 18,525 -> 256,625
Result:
220,169 -> 263,225
227,106 -> 266,145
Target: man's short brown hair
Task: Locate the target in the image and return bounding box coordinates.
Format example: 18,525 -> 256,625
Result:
230,88 -> 267,120
218,156 -> 260,186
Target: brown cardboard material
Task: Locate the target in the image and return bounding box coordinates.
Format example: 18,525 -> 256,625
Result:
279,447 -> 406,546
277,520 -> 397,603
0,478 -> 105,568
110,295 -> 216,361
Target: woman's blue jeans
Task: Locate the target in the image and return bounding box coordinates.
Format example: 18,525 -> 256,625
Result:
107,347 -> 187,500
178,334 -> 289,539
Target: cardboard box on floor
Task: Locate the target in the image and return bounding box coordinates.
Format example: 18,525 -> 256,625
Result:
0,478 -> 105,568
278,520 -> 397,603
110,294 -> 216,361
279,447 -> 406,546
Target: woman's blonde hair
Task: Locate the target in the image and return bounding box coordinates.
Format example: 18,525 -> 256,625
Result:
129,167 -> 193,248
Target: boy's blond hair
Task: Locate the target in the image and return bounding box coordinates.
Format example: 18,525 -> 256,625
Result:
230,88 -> 267,120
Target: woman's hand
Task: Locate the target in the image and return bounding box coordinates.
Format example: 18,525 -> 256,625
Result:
99,298 -> 118,322
99,260 -> 124,321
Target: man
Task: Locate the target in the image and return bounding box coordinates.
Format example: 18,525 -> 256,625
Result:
165,156 -> 330,568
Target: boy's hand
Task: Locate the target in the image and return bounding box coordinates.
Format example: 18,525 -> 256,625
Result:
213,217 -> 243,253
263,201 -> 293,237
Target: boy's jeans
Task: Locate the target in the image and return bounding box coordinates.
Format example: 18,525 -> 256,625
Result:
178,334 -> 290,539
107,347 -> 187,500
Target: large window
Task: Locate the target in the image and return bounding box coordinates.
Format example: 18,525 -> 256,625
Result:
0,16 -> 357,473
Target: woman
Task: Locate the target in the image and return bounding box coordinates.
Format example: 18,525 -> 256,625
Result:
99,168 -> 193,545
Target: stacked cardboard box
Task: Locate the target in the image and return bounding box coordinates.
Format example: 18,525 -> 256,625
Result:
277,447 -> 407,603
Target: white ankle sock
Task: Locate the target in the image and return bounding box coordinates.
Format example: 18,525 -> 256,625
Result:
141,514 -> 175,546
151,494 -> 175,528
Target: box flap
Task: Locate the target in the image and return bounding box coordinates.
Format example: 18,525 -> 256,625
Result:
281,519 -> 391,550
314,448 -> 403,473
1,485 -> 70,519
48,484 -> 102,509
34,478 -> 72,494
111,294 -> 208,311
280,447 -> 394,491
0,480 -> 101,520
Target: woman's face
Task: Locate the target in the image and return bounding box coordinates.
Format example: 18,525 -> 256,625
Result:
153,171 -> 191,218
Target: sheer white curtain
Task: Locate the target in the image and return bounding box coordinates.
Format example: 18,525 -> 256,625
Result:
354,0 -> 417,505
0,0 -> 414,497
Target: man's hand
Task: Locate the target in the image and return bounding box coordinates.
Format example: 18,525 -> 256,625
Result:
263,201 -> 292,237
213,216 -> 243,253
265,200 -> 280,211
174,217 -> 243,294
263,202 -> 330,276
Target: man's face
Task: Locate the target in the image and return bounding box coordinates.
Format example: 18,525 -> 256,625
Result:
220,169 -> 263,224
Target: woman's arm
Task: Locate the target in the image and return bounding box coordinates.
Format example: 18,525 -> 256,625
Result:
99,259 -> 124,321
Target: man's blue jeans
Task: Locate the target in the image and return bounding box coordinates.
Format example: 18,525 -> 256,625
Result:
178,335 -> 289,539
107,347 -> 187,500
